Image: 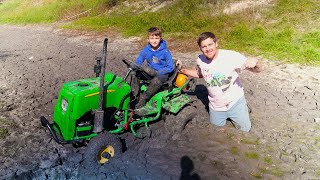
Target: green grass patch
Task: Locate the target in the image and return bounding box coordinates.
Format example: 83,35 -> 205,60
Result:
266,146 -> 274,153
0,117 -> 15,126
257,165 -> 284,178
0,0 -> 319,65
250,171 -> 263,179
264,156 -> 272,164
258,166 -> 267,174
240,138 -> 260,145
0,117 -> 15,139
314,136 -> 320,141
315,169 -> 320,177
230,146 -> 239,155
0,128 -> 9,139
245,152 -> 259,160
269,167 -> 284,177
227,133 -> 234,140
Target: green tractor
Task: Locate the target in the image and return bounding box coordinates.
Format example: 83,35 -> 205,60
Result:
40,38 -> 197,168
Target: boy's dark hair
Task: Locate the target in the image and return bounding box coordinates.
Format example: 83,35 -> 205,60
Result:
197,32 -> 217,47
148,27 -> 162,37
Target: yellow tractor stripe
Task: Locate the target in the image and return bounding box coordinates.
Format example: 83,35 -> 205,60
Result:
85,90 -> 115,98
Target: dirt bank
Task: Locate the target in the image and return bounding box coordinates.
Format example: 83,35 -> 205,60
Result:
0,25 -> 320,179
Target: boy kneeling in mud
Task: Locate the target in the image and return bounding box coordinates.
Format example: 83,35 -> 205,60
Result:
177,32 -> 261,132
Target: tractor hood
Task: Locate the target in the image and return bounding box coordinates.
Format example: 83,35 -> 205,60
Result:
53,72 -> 131,141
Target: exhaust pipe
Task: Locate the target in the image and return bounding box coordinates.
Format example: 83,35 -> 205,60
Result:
93,38 -> 108,133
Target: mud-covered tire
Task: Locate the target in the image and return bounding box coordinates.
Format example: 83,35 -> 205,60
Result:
82,132 -> 122,170
164,104 -> 197,135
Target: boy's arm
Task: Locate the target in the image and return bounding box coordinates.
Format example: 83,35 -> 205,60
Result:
176,60 -> 202,78
135,51 -> 145,65
157,51 -> 174,75
180,66 -> 202,78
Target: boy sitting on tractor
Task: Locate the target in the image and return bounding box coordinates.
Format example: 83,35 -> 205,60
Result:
133,27 -> 174,113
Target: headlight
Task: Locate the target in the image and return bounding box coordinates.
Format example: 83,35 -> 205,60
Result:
61,98 -> 68,112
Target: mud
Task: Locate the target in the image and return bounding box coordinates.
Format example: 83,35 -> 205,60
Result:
0,25 -> 320,179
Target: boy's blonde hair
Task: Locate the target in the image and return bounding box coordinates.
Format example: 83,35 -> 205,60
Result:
148,27 -> 162,37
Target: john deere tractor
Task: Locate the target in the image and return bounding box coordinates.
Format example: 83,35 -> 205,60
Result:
41,38 -> 196,168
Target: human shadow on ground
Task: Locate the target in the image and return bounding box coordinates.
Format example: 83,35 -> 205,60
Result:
180,156 -> 201,180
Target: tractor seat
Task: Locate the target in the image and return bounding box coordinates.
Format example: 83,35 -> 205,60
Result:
161,63 -> 179,89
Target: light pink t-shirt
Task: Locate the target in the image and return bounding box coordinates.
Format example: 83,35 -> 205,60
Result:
197,49 -> 246,111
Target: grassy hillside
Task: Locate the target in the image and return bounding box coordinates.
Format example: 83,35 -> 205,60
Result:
0,0 -> 319,65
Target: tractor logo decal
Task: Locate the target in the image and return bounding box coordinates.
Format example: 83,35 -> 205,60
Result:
85,90 -> 115,98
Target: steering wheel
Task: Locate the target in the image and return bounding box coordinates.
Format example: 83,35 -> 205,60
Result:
122,59 -> 156,78
122,59 -> 142,71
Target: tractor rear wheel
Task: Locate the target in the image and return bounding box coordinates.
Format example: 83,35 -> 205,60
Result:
164,104 -> 197,135
83,132 -> 122,170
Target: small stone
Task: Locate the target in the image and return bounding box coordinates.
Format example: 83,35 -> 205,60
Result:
314,118 -> 320,123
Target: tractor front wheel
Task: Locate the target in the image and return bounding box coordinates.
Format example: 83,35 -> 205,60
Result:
83,132 -> 122,170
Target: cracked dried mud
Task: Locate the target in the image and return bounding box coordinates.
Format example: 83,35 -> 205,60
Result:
0,25 -> 320,180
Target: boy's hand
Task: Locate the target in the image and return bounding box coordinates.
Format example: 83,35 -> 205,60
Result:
141,66 -> 157,77
245,58 -> 258,69
176,60 -> 183,70
244,58 -> 262,72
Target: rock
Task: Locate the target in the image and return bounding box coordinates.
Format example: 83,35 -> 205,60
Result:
314,118 -> 320,123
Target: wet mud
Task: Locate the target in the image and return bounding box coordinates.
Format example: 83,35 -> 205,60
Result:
0,25 -> 320,180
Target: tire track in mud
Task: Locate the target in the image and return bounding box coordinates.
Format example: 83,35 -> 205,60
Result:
1,25 -> 320,179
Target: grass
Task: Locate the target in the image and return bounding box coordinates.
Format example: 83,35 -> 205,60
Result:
0,117 -> 15,139
257,166 -> 284,178
245,152 -> 259,160
230,146 -> 239,155
227,133 -> 234,139
264,156 -> 272,164
316,169 -> 320,177
250,171 -> 263,179
0,0 -> 319,65
269,167 -> 284,177
0,128 -> 9,139
314,136 -> 320,141
240,138 -> 260,145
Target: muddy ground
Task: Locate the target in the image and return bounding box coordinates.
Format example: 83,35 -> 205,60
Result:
0,25 -> 320,180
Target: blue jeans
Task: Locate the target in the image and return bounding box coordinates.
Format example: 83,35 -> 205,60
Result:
209,96 -> 251,132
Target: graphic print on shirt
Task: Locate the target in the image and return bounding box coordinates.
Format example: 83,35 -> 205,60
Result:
203,69 -> 232,92
152,56 -> 159,63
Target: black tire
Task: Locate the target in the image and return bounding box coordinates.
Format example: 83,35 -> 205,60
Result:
164,104 -> 197,135
83,132 -> 122,170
